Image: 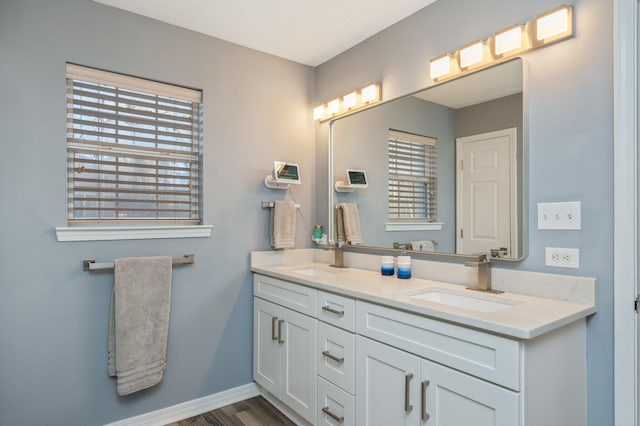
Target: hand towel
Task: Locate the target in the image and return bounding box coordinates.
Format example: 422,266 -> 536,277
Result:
411,240 -> 436,252
270,200 -> 296,249
108,256 -> 172,396
335,206 -> 346,243
339,203 -> 362,245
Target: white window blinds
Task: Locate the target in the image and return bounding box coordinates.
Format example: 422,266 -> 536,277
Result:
66,64 -> 203,224
388,130 -> 438,222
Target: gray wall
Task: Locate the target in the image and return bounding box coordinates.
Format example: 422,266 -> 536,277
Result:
0,1 -> 315,425
316,0 -> 613,425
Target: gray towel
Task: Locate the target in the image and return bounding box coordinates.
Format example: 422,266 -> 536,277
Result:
336,207 -> 346,243
269,200 -> 296,249
339,203 -> 362,245
108,256 -> 172,395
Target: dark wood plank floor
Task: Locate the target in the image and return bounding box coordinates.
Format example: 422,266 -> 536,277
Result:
165,396 -> 296,426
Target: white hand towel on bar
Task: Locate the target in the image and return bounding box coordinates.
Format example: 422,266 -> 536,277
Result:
108,256 -> 172,396
270,200 -> 296,249
339,203 -> 362,245
411,240 -> 436,252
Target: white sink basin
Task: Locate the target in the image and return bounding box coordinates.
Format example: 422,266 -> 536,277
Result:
290,267 -> 338,277
407,289 -> 519,313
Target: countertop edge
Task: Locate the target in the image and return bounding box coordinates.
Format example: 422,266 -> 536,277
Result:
251,264 -> 596,340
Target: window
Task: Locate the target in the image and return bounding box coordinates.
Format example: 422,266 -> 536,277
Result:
387,130 -> 438,224
65,64 -> 203,225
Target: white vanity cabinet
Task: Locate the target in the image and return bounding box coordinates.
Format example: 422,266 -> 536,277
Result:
253,275 -> 318,424
355,301 -> 587,426
356,335 -> 518,426
253,271 -> 588,426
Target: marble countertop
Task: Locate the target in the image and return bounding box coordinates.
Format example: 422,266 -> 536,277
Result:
251,259 -> 596,340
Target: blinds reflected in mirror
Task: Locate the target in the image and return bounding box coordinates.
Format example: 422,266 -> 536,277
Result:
66,64 -> 203,223
388,130 -> 438,222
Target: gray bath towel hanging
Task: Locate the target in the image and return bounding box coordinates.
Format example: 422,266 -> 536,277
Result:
108,256 -> 172,395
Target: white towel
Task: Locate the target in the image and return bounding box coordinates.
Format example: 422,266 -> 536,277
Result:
270,200 -> 296,249
411,240 -> 436,252
339,203 -> 362,245
108,256 -> 172,395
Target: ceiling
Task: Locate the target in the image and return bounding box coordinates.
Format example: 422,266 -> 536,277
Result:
94,0 -> 438,67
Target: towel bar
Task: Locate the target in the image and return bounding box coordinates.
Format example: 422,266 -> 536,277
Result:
261,201 -> 300,209
83,254 -> 194,271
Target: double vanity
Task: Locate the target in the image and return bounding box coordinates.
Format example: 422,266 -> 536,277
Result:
251,249 -> 596,426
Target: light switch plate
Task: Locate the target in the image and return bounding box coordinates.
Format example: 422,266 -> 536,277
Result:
537,201 -> 581,230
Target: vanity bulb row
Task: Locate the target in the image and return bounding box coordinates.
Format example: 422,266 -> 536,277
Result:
313,83 -> 381,122
430,4 -> 573,81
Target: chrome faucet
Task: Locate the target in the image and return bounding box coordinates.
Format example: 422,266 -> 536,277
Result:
465,254 -> 503,294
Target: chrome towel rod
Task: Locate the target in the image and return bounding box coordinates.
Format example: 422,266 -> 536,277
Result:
261,200 -> 300,209
83,254 -> 194,272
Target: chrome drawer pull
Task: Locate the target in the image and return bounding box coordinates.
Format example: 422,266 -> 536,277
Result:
405,373 -> 414,412
322,350 -> 345,363
322,305 -> 345,317
322,406 -> 344,423
271,317 -> 278,341
421,380 -> 431,421
277,319 -> 284,344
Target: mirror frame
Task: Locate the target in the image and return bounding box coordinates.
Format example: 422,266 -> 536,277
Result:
326,57 -> 529,262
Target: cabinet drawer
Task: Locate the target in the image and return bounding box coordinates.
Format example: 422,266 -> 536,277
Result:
318,376 -> 355,426
254,274 -> 317,316
318,322 -> 355,394
317,290 -> 356,332
356,301 -> 521,390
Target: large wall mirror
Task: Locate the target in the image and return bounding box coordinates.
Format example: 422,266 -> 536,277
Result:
330,58 -> 527,261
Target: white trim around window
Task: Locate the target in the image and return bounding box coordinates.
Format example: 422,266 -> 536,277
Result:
55,224 -> 213,242
384,222 -> 443,231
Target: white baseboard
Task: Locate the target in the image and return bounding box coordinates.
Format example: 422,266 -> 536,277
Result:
104,382 -> 260,426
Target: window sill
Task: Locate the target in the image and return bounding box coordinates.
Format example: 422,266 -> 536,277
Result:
55,225 -> 213,242
384,222 -> 443,232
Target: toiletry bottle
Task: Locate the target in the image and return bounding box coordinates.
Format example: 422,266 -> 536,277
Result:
397,255 -> 411,279
381,256 -> 395,276
312,225 -> 323,240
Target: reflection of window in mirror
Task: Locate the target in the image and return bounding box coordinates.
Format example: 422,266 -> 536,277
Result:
387,130 -> 438,223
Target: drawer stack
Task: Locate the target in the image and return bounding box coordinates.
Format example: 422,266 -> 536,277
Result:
316,290 -> 356,425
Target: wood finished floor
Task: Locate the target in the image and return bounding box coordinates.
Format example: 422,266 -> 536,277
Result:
165,396 -> 295,426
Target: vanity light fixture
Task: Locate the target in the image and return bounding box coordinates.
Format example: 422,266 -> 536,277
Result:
458,40 -> 489,70
534,5 -> 573,45
360,83 -> 380,104
429,53 -> 455,79
313,105 -> 325,120
313,82 -> 381,122
429,4 -> 573,82
327,98 -> 341,115
343,91 -> 358,109
493,24 -> 526,56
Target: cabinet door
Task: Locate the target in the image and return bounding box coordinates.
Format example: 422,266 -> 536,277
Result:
356,336 -> 421,426
253,298 -> 281,398
281,306 -> 317,425
421,358 -> 519,426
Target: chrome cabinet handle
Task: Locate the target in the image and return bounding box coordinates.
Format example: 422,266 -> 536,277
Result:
321,305 -> 345,317
421,380 -> 431,421
322,406 -> 344,423
271,317 -> 278,341
277,319 -> 284,344
405,373 -> 414,412
322,350 -> 345,363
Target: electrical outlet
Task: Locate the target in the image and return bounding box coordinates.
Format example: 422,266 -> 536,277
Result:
538,201 -> 581,230
545,247 -> 580,268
